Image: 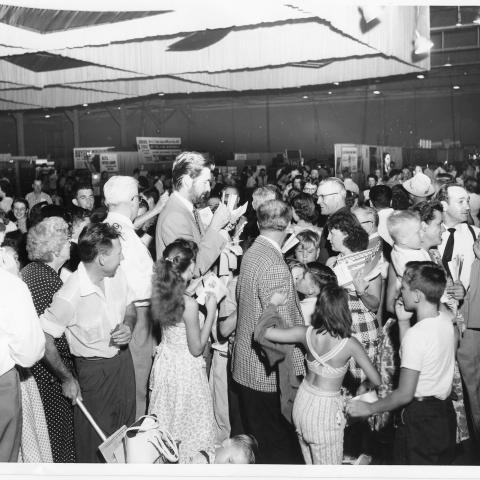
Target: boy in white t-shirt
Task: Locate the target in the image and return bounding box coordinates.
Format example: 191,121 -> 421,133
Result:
348,261 -> 457,465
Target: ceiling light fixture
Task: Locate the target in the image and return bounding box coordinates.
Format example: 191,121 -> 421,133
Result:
302,95 -> 309,99
474,8 -> 480,24
328,91 -> 332,95
444,61 -> 452,67
417,74 -> 425,79
373,90 -> 381,95
158,93 -> 165,96
453,85 -> 460,90
83,103 -> 88,107
414,30 -> 434,56
333,82 -> 340,86
44,114 -> 51,118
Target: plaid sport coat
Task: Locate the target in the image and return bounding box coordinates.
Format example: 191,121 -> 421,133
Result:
231,236 -> 305,392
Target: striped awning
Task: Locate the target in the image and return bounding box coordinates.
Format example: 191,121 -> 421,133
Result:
0,1 -> 431,111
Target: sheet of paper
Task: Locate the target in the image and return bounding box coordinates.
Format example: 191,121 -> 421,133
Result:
281,234 -> 299,253
333,262 -> 353,287
197,206 -> 213,227
352,390 -> 378,403
231,201 -> 248,223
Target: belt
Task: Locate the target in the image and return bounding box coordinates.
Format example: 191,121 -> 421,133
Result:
74,351 -> 121,361
413,396 -> 440,402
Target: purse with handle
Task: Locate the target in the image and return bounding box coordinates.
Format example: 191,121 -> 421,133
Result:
124,415 -> 179,464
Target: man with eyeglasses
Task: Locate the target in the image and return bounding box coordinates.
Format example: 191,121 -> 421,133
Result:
103,175 -> 154,419
316,177 -> 348,263
352,205 -> 381,250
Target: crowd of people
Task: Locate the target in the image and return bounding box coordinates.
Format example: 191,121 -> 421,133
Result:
1,152 -> 480,465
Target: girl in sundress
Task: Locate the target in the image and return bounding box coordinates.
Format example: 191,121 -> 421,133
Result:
148,239 -> 217,462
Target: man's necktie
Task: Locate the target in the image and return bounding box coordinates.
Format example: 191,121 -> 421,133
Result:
442,227 -> 456,277
193,208 -> 204,236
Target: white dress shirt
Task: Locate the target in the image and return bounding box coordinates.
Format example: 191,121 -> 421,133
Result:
0,268 -> 45,375
377,208 -> 394,246
25,191 -> 52,208
104,211 -> 154,302
40,262 -> 135,358
438,222 -> 479,289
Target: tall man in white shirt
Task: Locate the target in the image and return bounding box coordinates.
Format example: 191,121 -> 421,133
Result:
316,177 -> 348,263
103,175 -> 154,418
437,183 -> 479,289
436,183 -> 480,443
0,268 -> 45,462
41,223 -> 136,463
155,151 -> 231,277
348,261 -> 457,465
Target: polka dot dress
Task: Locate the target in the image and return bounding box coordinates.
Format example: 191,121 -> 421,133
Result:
21,262 -> 76,463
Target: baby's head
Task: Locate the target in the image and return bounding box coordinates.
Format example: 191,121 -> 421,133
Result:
387,210 -> 422,249
214,435 -> 258,464
294,229 -> 321,264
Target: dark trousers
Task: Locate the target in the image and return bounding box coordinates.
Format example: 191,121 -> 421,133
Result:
227,356 -> 245,437
235,381 -> 303,464
393,397 -> 456,465
0,368 -> 21,462
74,348 -> 136,463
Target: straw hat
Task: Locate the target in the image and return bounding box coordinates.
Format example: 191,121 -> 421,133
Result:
402,171 -> 435,197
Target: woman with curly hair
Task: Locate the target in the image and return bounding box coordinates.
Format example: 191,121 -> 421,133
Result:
21,216 -> 75,462
325,211 -> 382,393
290,193 -> 322,236
148,238 -> 217,462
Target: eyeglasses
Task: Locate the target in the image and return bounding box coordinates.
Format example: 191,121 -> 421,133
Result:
317,192 -> 339,200
360,220 -> 374,225
131,194 -> 141,202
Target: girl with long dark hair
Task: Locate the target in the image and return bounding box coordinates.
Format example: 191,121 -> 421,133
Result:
261,284 -> 381,464
148,238 -> 217,462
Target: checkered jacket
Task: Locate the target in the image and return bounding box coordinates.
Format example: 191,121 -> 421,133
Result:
231,236 -> 305,392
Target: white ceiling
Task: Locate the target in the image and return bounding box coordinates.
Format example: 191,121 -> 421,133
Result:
0,1 -> 430,111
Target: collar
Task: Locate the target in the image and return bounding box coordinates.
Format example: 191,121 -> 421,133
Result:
173,191 -> 194,214
78,262 -> 105,298
393,244 -> 420,252
442,222 -> 463,232
259,235 -> 282,253
105,211 -> 134,229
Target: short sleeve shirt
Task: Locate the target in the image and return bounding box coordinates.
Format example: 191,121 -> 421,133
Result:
40,262 -> 135,358
400,312 -> 455,399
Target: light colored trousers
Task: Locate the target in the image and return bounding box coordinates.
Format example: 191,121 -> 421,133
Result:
292,381 -> 346,465
209,350 -> 231,444
0,368 -> 22,462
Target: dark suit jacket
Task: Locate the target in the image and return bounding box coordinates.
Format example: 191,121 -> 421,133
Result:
155,192 -> 226,276
232,236 -> 305,392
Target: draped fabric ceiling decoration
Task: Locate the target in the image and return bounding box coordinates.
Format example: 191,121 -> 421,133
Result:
0,1 -> 430,112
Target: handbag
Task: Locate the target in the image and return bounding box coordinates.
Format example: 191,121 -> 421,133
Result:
124,415 -> 179,464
